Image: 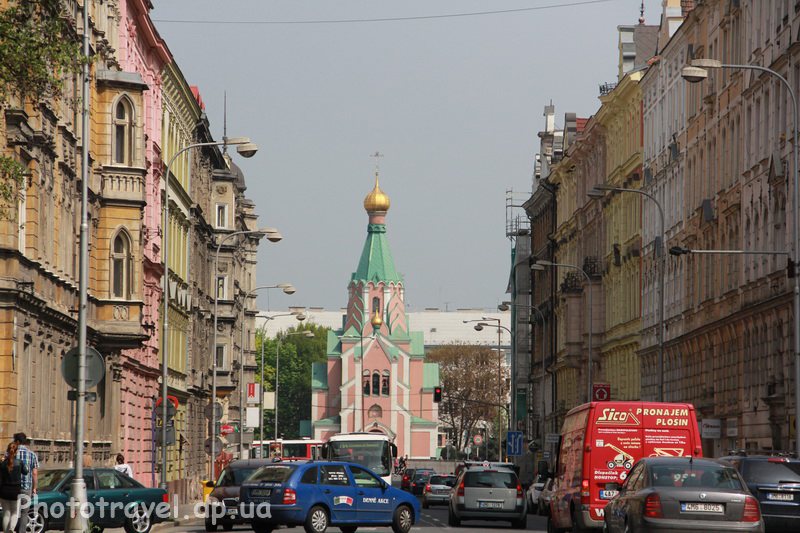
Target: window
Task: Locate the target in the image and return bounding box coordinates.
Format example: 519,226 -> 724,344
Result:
368,404 -> 382,418
381,370 -> 390,396
216,275 -> 227,300
320,465 -> 350,486
113,98 -> 133,165
372,296 -> 380,314
300,467 -> 318,485
349,466 -> 382,488
216,204 -> 228,229
362,370 -> 371,396
372,371 -> 380,395
111,232 -> 131,299
215,345 -> 226,369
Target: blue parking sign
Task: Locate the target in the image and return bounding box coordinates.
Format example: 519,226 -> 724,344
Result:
506,431 -> 524,456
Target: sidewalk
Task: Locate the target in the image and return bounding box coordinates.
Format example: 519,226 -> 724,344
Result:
152,500 -> 206,532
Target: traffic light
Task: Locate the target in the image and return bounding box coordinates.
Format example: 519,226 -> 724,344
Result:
433,386 -> 442,402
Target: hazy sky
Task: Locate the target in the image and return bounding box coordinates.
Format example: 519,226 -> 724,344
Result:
151,0 -> 663,313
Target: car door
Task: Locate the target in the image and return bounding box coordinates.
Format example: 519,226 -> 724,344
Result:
51,473 -> 96,529
348,465 -> 391,523
606,462 -> 643,532
319,465 -> 357,522
94,469 -> 135,527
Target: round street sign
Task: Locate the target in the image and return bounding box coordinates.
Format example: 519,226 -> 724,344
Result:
473,435 -> 484,446
204,402 -> 223,422
204,437 -> 224,457
61,347 -> 106,389
220,425 -> 234,436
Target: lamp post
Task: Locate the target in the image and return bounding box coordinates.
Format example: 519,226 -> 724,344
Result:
588,184 -> 666,401
209,227 -> 280,480
239,285 -> 296,458
682,58 -> 800,456
465,318 -> 511,461
275,330 -> 315,441
161,137 -> 258,490
499,301 -> 547,455
535,260 -> 594,402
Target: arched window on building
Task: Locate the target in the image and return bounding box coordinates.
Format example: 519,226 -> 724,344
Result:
372,296 -> 380,315
368,404 -> 382,418
362,370 -> 371,396
372,371 -> 380,395
111,231 -> 132,299
381,370 -> 390,396
113,97 -> 134,165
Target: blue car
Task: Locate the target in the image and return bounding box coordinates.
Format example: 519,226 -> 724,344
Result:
239,460 -> 419,533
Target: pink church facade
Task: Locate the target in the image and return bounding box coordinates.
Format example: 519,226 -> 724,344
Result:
312,176 -> 440,458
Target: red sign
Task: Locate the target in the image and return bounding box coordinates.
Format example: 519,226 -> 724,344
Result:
220,425 -> 234,436
592,382 -> 611,402
156,395 -> 179,409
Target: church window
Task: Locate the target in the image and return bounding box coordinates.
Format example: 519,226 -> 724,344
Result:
111,231 -> 132,299
372,296 -> 380,315
381,370 -> 390,396
362,370 -> 371,396
372,371 -> 380,395
368,404 -> 382,418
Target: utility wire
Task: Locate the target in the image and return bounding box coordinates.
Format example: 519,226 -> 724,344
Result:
153,0 -> 614,25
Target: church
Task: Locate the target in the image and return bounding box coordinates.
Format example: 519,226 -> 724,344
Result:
311,174 -> 441,458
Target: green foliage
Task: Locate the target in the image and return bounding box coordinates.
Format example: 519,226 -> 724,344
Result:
0,0 -> 86,103
255,322 -> 330,439
0,156 -> 24,220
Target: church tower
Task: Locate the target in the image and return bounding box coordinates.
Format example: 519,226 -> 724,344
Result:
311,170 -> 440,458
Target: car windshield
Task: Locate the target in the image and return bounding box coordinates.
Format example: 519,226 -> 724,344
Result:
650,465 -> 743,490
464,471 -> 516,489
247,465 -> 297,483
742,460 -> 800,484
216,467 -> 260,487
430,475 -> 455,486
38,470 -> 71,492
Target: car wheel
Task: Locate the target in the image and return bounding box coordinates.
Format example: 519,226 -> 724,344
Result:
253,524 -> 274,533
623,519 -> 633,533
304,505 -> 329,533
339,527 -> 358,533
546,516 -> 557,533
602,518 -> 610,533
222,524 -> 233,531
571,508 -> 584,533
391,505 -> 413,533
447,507 -> 460,527
205,521 -> 218,532
510,516 -> 527,529
123,503 -> 153,533
26,507 -> 47,533
91,526 -> 104,533
422,498 -> 429,510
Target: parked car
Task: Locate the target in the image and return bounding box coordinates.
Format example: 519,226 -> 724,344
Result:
204,459 -> 276,531
722,451 -> 800,532
240,461 -> 419,533
410,471 -> 432,495
537,477 -> 554,517
447,464 -> 527,528
25,468 -> 168,533
603,457 -> 764,533
422,475 -> 455,508
400,467 -> 434,492
526,474 -> 546,512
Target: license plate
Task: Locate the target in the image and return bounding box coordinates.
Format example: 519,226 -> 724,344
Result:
478,501 -> 503,509
251,489 -> 271,497
682,502 -> 724,513
225,508 -> 238,516
436,489 -> 449,494
767,493 -> 793,501
600,490 -> 618,500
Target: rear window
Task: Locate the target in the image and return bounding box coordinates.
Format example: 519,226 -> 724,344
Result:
430,475 -> 455,486
742,460 -> 800,484
464,471 -> 517,489
216,467 -> 260,487
650,465 -> 743,490
413,472 -> 431,481
247,465 -> 297,483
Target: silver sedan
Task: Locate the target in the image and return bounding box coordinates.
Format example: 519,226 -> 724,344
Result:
603,457 -> 764,533
422,474 -> 456,508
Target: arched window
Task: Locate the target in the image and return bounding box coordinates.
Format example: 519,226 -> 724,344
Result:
372,296 -> 380,315
362,370 -> 371,396
111,231 -> 131,299
113,98 -> 134,165
368,404 -> 382,418
381,370 -> 390,396
372,371 -> 380,395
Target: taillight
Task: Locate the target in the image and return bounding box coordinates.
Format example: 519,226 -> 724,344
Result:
581,479 -> 590,504
742,496 -> 760,522
644,493 -> 662,518
283,488 -> 297,505
403,475 -> 409,481
425,485 -> 431,493
162,493 -> 169,503
516,481 -> 524,498
457,480 -> 465,496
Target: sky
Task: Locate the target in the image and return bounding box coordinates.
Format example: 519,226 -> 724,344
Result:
151,0 -> 664,313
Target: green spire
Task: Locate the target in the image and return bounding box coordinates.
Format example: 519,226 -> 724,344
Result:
352,223 -> 403,283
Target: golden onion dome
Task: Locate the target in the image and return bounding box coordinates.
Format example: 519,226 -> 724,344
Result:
371,311 -> 383,328
363,173 -> 390,213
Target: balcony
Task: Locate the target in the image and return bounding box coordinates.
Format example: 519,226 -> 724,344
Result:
100,166 -> 147,205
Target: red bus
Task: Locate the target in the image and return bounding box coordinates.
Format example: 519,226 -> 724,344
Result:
250,438 -> 323,460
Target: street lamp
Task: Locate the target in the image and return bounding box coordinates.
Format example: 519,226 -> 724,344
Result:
239,285 -> 296,458
161,137 -> 259,490
499,301 -> 548,454
209,227 -> 279,480
535,260 -> 594,402
587,184 -> 666,402
275,330 -> 315,441
465,318 -> 510,461
682,58 -> 800,456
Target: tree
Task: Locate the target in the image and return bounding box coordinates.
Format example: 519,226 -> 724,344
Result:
427,343 -> 509,454
255,322 -> 330,439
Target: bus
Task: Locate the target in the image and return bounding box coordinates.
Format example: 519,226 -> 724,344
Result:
250,438 -> 324,460
322,433 -> 397,484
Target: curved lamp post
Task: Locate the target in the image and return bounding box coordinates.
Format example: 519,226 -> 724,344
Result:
239,285 -> 296,458
588,184 -> 666,402
161,137 -> 258,490
275,330 -> 315,440
682,58 -> 800,456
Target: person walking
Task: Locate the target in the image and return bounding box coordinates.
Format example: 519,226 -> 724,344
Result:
13,433 -> 38,533
113,454 -> 133,478
0,441 -> 28,533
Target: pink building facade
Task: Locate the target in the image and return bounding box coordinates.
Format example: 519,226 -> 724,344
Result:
312,176 -> 440,458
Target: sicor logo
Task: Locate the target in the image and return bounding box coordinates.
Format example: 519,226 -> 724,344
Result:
596,408 -> 641,426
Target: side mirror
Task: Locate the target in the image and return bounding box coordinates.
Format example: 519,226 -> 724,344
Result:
206,481 -> 215,488
381,481 -> 389,491
605,482 -> 619,492
321,444 -> 328,460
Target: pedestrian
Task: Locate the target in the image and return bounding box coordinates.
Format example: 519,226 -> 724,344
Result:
0,441 -> 27,533
113,454 -> 134,478
12,432 -> 38,533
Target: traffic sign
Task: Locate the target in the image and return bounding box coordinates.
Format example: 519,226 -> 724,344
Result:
204,437 -> 223,457
220,424 -> 235,436
155,423 -> 175,446
61,346 -> 106,389
204,402 -> 223,422
464,446 -> 472,455
545,433 -> 561,444
506,431 -> 524,457
156,397 -> 177,420
592,381 -> 611,402
473,434 -> 484,446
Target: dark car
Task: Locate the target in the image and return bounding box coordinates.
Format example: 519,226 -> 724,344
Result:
205,459 -> 276,531
240,460 -> 419,533
603,457 -> 764,533
410,471 -> 432,495
24,468 -> 168,533
400,468 -> 434,492
722,451 -> 800,532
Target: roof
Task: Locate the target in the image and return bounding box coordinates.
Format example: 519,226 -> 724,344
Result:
576,118 -> 589,134
410,415 -> 437,426
422,363 -> 440,389
633,24 -> 659,66
312,415 -> 341,426
311,362 -> 328,389
352,224 -> 402,283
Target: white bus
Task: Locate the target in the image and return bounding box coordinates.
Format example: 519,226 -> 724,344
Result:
323,433 -> 397,484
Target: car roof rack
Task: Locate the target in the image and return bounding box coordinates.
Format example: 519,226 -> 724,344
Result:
725,449 -> 798,458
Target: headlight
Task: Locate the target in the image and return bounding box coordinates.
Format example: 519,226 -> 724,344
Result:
206,496 -> 219,506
